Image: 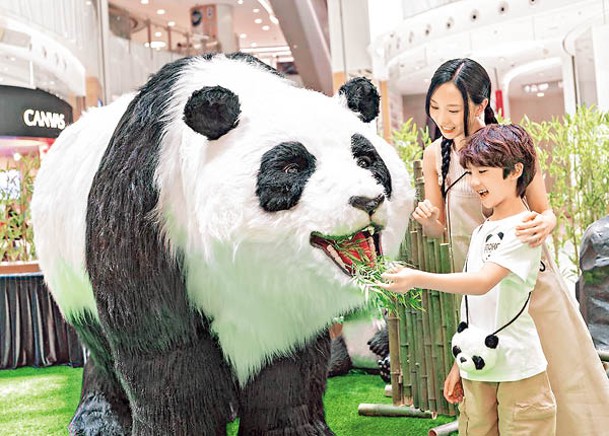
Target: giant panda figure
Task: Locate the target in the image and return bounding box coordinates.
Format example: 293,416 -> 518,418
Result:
31,53 -> 412,435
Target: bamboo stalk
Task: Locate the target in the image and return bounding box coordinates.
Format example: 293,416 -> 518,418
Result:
424,239 -> 438,412
358,403 -> 434,418
419,290 -> 432,411
398,306 -> 413,405
387,311 -> 403,406
406,303 -> 420,407
428,420 -> 459,436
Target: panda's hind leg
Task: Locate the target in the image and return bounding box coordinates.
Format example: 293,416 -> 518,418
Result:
238,331 -> 334,436
69,313 -> 131,436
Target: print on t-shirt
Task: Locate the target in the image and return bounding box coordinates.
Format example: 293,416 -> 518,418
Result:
483,232 -> 504,261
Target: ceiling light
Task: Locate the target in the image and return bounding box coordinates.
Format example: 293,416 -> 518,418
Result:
141,0 -> 149,4
262,25 -> 270,31
157,9 -> 166,15
240,33 -> 247,39
254,18 -> 262,24
150,41 -> 166,49
237,0 -> 244,4
537,92 -> 544,97
251,42 -> 258,47
155,31 -> 162,37
253,8 -> 260,13
168,21 -> 175,27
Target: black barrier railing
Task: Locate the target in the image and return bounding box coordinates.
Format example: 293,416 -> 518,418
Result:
0,272 -> 83,369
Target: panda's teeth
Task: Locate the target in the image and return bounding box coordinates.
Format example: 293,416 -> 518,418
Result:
326,244 -> 347,269
367,236 -> 377,260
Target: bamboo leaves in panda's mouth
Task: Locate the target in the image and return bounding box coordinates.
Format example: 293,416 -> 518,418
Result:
310,225 -> 422,313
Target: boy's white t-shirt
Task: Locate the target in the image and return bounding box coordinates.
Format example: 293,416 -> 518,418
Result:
460,211 -> 546,382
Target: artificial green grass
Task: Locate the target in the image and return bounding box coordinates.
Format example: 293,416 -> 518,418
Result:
0,367 -> 456,435
0,366 -> 82,435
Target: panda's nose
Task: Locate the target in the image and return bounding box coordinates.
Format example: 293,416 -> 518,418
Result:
349,195 -> 385,215
460,357 -> 467,363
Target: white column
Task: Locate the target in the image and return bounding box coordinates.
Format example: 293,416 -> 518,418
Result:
592,24 -> 609,111
328,0 -> 372,79
216,4 -> 236,53
96,0 -> 111,104
561,54 -> 577,115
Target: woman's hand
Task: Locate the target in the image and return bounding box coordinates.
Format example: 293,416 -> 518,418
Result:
379,267 -> 418,294
515,211 -> 554,247
412,199 -> 441,226
443,363 -> 464,404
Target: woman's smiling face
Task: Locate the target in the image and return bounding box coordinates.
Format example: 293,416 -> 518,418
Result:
429,82 -> 485,143
429,82 -> 465,140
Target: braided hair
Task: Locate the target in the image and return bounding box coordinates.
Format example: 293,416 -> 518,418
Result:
425,59 -> 498,198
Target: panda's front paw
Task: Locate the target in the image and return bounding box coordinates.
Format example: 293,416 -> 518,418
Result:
69,393 -> 129,436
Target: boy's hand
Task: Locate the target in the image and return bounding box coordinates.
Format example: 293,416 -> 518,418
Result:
443,363 -> 464,404
412,199 -> 440,226
380,267 -> 418,294
515,211 -> 551,247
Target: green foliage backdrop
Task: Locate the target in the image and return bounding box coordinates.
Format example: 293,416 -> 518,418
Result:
0,154 -> 39,262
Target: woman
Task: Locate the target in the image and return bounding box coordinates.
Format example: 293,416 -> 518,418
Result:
413,58 -> 609,435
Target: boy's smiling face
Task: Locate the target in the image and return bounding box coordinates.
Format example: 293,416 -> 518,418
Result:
466,164 -> 522,211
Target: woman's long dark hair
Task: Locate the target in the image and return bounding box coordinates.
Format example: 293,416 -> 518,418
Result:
425,59 -> 498,197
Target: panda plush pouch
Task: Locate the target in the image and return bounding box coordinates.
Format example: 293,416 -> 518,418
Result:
451,260 -> 532,374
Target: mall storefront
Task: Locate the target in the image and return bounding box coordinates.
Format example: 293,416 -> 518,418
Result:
0,85 -> 83,369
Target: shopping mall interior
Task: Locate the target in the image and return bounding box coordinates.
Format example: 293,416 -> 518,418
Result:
1,1 -> 609,434
1,0 -> 608,160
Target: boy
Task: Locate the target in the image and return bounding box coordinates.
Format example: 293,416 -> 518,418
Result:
381,124 -> 556,435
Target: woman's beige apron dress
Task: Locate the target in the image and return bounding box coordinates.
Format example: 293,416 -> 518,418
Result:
439,145 -> 609,435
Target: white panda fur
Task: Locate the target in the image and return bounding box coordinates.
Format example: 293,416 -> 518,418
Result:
32,54 -> 413,385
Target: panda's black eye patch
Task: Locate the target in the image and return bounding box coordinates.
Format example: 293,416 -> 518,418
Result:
452,345 -> 461,358
257,142 -> 316,212
351,134 -> 392,198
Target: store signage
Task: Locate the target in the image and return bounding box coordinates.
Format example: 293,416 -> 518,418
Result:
22,109 -> 66,130
0,85 -> 73,138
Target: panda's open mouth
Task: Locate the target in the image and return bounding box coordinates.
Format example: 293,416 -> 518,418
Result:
310,225 -> 382,276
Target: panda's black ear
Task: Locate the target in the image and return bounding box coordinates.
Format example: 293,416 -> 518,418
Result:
485,335 -> 499,349
457,322 -> 468,333
497,232 -> 504,240
338,77 -> 380,123
183,86 -> 240,140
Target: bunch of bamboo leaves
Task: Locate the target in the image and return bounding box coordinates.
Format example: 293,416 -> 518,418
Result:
324,231 -> 422,313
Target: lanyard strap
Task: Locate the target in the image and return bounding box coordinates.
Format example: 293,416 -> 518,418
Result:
464,291 -> 532,336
